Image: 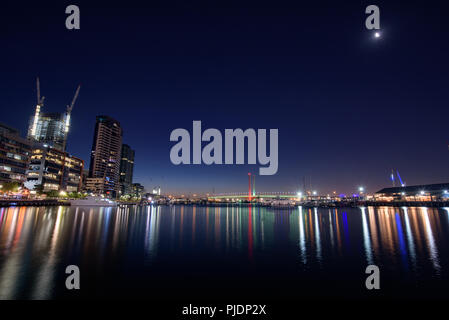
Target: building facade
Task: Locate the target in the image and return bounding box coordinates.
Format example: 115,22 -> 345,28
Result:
0,123 -> 33,185
119,144 -> 135,196
85,177 -> 107,195
89,116 -> 122,198
25,146 -> 84,192
28,112 -> 67,151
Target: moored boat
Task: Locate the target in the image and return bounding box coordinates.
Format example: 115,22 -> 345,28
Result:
69,196 -> 117,207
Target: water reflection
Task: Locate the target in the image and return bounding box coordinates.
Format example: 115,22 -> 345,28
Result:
0,205 -> 448,299
361,207 -> 373,265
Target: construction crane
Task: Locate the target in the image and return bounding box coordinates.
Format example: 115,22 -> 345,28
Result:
36,77 -> 45,106
62,84 -> 81,150
30,77 -> 45,138
66,84 -> 81,119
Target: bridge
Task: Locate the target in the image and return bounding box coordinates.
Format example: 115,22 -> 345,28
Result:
208,192 -> 299,200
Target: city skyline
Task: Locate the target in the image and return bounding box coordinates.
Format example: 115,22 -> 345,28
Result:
3,0 -> 449,308
2,1 -> 449,195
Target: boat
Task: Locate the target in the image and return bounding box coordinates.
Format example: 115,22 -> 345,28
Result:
69,196 -> 117,207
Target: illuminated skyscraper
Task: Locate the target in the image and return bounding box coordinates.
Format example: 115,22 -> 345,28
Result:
89,115 -> 123,198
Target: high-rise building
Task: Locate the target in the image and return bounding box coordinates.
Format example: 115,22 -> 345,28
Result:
25,145 -> 84,192
27,78 -> 80,151
89,116 -> 122,198
0,123 -> 32,185
119,144 -> 135,196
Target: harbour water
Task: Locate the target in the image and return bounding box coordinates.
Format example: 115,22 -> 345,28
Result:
0,205 -> 448,300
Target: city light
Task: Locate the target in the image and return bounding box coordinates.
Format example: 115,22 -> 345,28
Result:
297,191 -> 302,198
420,190 -> 425,195
374,32 -> 381,38
312,191 -> 317,195
358,187 -> 364,192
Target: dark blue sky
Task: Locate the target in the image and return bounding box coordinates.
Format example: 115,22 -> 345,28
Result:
1,0 -> 448,195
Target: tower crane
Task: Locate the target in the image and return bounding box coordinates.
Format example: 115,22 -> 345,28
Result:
62,84 -> 81,151
30,77 -> 45,138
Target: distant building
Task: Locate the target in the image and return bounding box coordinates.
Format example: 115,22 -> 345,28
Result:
152,186 -> 161,195
375,183 -> 449,201
25,145 -> 84,192
132,183 -> 145,198
89,116 -> 122,198
0,123 -> 33,185
119,144 -> 135,195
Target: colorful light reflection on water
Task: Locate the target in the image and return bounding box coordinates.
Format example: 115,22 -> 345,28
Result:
0,205 -> 448,299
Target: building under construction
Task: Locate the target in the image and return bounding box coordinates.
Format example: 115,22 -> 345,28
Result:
27,77 -> 80,152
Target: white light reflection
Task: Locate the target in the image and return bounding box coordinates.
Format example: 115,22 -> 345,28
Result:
361,207 -> 373,265
328,209 -> 334,249
145,205 -> 160,263
298,207 -> 306,264
314,208 -> 321,263
422,207 -> 441,273
402,207 -> 416,269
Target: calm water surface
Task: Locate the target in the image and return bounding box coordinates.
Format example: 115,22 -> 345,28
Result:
1,205 -> 449,300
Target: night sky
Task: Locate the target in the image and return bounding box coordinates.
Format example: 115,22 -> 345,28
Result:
1,0 -> 448,195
